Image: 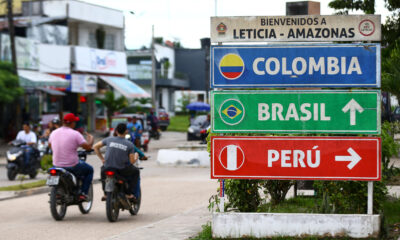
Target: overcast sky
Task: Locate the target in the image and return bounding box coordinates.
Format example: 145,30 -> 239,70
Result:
82,0 -> 391,50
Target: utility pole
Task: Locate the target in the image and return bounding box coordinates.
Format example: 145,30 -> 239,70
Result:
151,25 -> 156,108
6,0 -> 17,74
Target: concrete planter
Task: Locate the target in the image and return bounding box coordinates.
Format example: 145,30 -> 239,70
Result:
157,149 -> 210,166
212,212 -> 380,239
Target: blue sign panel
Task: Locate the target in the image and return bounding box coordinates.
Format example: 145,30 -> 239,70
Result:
211,44 -> 380,88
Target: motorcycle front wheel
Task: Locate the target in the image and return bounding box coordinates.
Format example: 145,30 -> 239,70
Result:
50,186 -> 67,221
7,168 -> 17,181
106,190 -> 119,222
78,183 -> 93,214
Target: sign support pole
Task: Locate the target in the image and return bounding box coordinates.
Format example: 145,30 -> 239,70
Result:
219,179 -> 225,212
368,181 -> 373,214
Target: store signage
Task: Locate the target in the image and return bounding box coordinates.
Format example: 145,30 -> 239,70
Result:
71,74 -> 97,93
211,15 -> 381,42
74,46 -> 127,75
211,44 -> 380,88
211,136 -> 381,181
211,90 -> 380,134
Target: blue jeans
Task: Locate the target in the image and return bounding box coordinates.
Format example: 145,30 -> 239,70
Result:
62,161 -> 93,195
21,145 -> 34,166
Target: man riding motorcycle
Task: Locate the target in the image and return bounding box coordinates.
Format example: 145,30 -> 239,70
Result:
49,113 -> 94,201
93,123 -> 140,201
15,123 -> 37,166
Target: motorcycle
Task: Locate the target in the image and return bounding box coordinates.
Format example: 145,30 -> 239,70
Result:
104,167 -> 142,222
148,124 -> 161,140
6,140 -> 41,180
46,150 -> 93,221
38,137 -> 50,157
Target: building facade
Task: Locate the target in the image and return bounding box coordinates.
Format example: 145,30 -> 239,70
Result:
0,0 -> 148,133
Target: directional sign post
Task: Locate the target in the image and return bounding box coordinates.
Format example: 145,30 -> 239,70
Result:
211,136 -> 381,181
211,90 -> 380,134
211,44 -> 380,88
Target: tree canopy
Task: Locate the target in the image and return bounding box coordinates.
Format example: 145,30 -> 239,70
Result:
0,62 -> 23,103
96,91 -> 127,127
329,0 -> 400,101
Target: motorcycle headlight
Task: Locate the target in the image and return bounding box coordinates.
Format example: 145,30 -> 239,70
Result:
188,127 -> 194,133
7,151 -> 22,161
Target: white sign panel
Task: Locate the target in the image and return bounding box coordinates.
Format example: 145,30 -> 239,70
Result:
74,46 -> 127,75
16,37 -> 39,70
39,44 -> 70,74
71,74 -> 97,93
210,15 -> 381,42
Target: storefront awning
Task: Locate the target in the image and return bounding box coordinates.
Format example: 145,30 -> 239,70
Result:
100,76 -> 150,99
19,70 -> 70,88
36,87 -> 66,96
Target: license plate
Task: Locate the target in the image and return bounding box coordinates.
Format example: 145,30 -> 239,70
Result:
105,178 -> 114,192
46,176 -> 59,186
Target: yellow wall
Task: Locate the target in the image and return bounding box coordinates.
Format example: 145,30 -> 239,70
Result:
0,0 -> 24,16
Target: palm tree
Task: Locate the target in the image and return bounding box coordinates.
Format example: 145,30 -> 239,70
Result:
96,91 -> 127,128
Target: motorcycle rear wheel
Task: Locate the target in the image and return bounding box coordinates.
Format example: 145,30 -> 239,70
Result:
106,190 -> 119,222
129,188 -> 141,215
78,183 -> 93,214
50,186 -> 67,221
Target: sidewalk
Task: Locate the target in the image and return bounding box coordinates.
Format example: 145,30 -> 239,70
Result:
106,205 -> 210,240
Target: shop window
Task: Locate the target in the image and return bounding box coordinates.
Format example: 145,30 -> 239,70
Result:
104,34 -> 115,50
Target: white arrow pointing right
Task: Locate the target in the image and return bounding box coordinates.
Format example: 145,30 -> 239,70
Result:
335,147 -> 362,170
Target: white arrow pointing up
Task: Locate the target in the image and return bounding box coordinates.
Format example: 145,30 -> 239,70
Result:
342,99 -> 364,126
335,147 -> 362,170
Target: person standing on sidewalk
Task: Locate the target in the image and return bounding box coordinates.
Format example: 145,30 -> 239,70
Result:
49,113 -> 94,200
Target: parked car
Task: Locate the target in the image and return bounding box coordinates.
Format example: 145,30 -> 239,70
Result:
187,115 -> 209,141
157,108 -> 170,131
109,114 -> 150,152
391,106 -> 400,122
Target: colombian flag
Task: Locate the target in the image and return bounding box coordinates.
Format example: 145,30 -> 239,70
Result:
219,54 -> 244,80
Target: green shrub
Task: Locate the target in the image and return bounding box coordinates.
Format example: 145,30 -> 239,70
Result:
262,180 -> 294,206
314,181 -> 388,214
40,154 -> 53,171
224,179 -> 261,212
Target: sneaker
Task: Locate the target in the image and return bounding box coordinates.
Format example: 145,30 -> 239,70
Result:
140,156 -> 148,161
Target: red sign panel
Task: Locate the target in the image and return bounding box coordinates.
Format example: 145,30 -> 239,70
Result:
211,136 -> 381,181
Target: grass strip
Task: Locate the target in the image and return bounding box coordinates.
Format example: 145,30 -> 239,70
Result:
168,115 -> 189,132
0,179 -> 46,191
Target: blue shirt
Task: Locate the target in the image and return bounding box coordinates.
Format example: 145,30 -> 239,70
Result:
134,121 -> 142,138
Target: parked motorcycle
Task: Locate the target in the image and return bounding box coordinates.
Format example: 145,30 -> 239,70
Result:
46,150 -> 93,221
104,167 -> 142,222
6,140 -> 40,180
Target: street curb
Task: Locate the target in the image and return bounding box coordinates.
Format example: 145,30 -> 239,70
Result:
0,179 -> 101,201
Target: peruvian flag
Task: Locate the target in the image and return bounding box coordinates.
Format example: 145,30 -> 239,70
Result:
219,145 -> 245,171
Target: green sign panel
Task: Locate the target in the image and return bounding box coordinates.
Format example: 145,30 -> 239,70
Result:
211,90 -> 380,134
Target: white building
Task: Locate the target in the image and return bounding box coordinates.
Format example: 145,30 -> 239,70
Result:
0,0 -> 148,131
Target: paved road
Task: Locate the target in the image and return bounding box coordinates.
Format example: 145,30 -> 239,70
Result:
0,131 -> 193,187
0,132 -> 217,240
